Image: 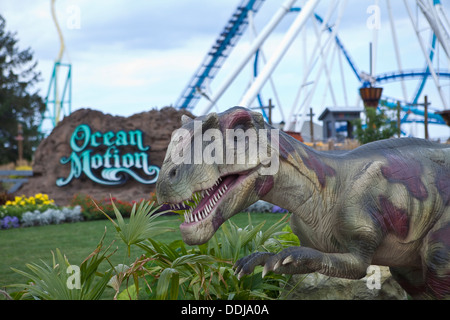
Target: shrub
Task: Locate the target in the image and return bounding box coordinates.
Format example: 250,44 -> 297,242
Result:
0,215 -> 19,229
353,107 -> 398,145
8,200 -> 301,300
148,192 -> 157,203
70,194 -> 134,221
103,201 -> 293,300
243,200 -> 274,213
8,234 -> 114,300
20,206 -> 83,227
277,224 -> 300,246
272,205 -> 289,213
0,194 -> 57,219
0,192 -> 14,206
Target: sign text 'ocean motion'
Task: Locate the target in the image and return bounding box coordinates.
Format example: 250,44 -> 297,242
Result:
57,124 -> 159,186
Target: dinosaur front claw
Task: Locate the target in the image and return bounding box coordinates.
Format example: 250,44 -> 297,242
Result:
233,251 -> 298,279
235,248 -> 316,279
262,265 -> 270,278
282,255 -> 294,265
263,254 -> 292,277
233,252 -> 275,279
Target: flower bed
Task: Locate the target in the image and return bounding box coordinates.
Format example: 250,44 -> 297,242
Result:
70,194 -> 135,221
0,193 -> 289,231
21,206 -> 83,227
0,191 -> 165,230
0,193 -> 83,230
0,193 -> 57,220
1,215 -> 19,229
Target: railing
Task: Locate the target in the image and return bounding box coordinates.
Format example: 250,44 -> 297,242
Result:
0,170 -> 33,194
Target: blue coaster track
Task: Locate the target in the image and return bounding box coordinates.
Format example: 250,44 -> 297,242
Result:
175,0 -> 264,110
177,0 -> 449,127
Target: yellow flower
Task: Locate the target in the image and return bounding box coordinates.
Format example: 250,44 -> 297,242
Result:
5,201 -> 12,206
15,196 -> 22,203
19,201 -> 26,206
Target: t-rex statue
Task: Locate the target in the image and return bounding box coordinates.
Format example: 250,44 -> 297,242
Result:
156,106 -> 450,299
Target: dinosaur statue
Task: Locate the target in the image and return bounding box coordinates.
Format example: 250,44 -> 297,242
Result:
156,106 -> 450,299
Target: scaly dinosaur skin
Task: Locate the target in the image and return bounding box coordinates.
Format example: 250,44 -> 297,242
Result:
156,107 -> 450,299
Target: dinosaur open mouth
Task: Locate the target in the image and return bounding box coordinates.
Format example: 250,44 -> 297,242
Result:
168,174 -> 241,225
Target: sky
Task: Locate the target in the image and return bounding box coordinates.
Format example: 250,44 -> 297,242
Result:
2,0 -> 450,140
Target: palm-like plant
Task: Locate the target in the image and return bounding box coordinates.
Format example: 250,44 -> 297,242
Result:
130,213 -> 293,300
8,229 -> 115,300
9,198 -> 299,300
97,198 -> 174,256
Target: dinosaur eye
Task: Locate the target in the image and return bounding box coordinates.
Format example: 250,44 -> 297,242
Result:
169,167 -> 177,179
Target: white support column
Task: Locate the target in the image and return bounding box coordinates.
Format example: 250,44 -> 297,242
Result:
338,45 -> 349,106
285,0 -> 337,130
404,0 -> 448,109
286,34 -> 333,130
248,9 -> 286,122
319,43 -> 339,112
239,0 -> 321,108
312,16 -> 337,107
295,41 -> 335,132
288,0 -> 347,131
371,0 -> 379,77
416,0 -> 450,58
199,0 -> 298,116
387,0 -> 408,101
436,1 -> 450,38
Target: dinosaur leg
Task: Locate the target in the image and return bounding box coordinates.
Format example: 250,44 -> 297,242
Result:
389,266 -> 426,299
235,207 -> 382,279
234,246 -> 371,280
421,221 -> 450,299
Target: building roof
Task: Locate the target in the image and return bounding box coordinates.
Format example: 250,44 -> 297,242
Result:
318,107 -> 364,121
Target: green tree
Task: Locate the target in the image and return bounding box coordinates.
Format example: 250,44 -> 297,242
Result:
353,107 -> 398,145
0,14 -> 46,164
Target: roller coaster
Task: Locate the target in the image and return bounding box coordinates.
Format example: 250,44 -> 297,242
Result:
41,0 -> 72,134
176,0 -> 450,138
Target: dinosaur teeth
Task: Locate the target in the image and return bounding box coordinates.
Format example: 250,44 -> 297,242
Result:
182,178 -> 232,224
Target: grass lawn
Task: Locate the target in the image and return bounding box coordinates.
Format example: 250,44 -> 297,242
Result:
0,212 -> 287,298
